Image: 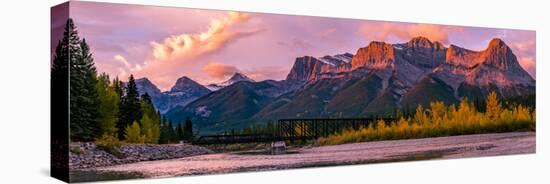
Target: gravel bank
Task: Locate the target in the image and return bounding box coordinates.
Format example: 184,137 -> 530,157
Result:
69,143 -> 214,169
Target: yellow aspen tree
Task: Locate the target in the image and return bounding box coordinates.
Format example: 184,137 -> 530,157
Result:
485,91 -> 502,120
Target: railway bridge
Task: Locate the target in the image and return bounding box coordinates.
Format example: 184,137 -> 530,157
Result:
193,118 -> 393,145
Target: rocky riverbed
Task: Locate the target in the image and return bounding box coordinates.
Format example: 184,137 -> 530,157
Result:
88,132 -> 534,179
69,142 -> 213,169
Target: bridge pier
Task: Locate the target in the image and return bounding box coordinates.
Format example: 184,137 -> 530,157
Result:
270,141 -> 286,154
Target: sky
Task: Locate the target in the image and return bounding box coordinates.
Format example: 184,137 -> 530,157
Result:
52,1 -> 536,91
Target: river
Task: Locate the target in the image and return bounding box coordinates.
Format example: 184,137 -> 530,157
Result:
70,132 -> 535,182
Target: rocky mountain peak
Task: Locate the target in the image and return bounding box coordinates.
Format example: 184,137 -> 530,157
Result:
229,72 -> 254,82
135,77 -> 162,96
408,36 -> 432,47
286,53 -> 354,81
406,36 -> 445,50
206,72 -> 255,91
483,38 -> 514,70
445,38 -> 520,71
351,41 -> 395,70
286,56 -> 324,81
445,44 -> 482,67
487,38 -> 506,48
170,76 -> 209,93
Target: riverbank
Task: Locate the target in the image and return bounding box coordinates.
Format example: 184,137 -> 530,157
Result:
69,142 -> 214,169
75,131 -> 534,181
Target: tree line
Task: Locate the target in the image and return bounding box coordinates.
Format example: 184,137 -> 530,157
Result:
52,18 -> 192,144
317,91 -> 536,145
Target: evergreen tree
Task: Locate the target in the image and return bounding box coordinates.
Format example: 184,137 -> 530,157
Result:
176,123 -> 184,141
113,76 -> 123,97
183,117 -> 194,141
168,120 -> 176,142
140,93 -> 160,144
96,73 -> 119,136
52,19 -> 71,145
140,93 -> 151,104
67,18 -> 101,141
159,117 -> 176,144
159,119 -> 169,144
117,75 -> 142,139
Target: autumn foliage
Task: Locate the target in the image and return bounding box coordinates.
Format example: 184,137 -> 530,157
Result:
316,92 -> 535,145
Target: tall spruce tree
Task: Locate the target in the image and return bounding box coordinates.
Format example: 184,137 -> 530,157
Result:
113,76 -> 123,97
140,93 -> 160,143
52,20 -> 71,144
159,119 -> 168,144
183,117 -> 194,142
117,75 -> 142,139
65,18 -> 101,141
176,123 -> 184,141
168,120 -> 176,143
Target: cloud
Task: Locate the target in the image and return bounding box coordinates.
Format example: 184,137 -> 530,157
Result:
511,41 -> 536,78
359,22 -> 463,44
149,12 -> 252,61
114,54 -> 131,68
202,62 -> 240,79
116,12 -> 260,90
518,56 -> 535,77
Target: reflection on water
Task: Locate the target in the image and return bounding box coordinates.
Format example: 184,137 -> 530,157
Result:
69,170 -> 143,183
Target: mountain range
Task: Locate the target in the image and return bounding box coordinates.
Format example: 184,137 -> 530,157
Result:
135,37 -> 535,133
135,72 -> 256,113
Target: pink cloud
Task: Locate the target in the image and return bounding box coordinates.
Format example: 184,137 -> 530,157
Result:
511,41 -> 536,77
116,12 -> 261,90
518,56 -> 535,77
149,12 -> 252,61
114,54 -> 131,68
202,62 -> 240,79
359,22 -> 463,45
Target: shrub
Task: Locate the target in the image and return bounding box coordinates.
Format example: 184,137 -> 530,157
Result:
95,134 -> 123,158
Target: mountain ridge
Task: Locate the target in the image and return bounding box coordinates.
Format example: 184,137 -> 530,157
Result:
149,37 -> 534,133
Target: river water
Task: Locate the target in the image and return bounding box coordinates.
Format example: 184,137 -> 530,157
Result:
71,132 -> 535,182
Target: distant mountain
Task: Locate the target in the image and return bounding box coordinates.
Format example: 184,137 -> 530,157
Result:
160,37 -> 534,133
135,76 -> 211,113
135,78 -> 162,97
165,80 -> 303,131
206,73 -> 255,91
286,53 -> 352,81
